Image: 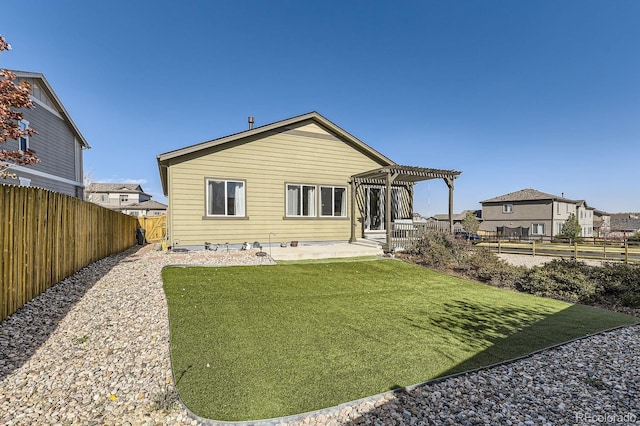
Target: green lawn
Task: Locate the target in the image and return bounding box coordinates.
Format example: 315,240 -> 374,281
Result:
162,260 -> 637,421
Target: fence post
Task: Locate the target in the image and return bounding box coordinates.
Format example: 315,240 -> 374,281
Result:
532,240 -> 536,257
498,239 -> 501,254
574,242 -> 578,259
625,241 -> 628,264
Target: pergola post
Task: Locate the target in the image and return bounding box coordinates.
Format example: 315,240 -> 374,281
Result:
445,177 -> 454,233
385,171 -> 392,250
350,180 -> 356,243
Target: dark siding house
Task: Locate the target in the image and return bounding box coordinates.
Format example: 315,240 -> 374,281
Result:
1,70 -> 90,198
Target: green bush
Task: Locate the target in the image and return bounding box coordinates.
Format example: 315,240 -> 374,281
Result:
589,262 -> 640,308
465,247 -> 525,289
405,232 -> 639,313
408,230 -> 468,269
519,260 -> 596,303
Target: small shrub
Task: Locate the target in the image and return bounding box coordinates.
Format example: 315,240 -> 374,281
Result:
151,384 -> 180,412
404,233 -> 639,313
519,260 -> 596,303
466,247 -> 525,288
589,263 -> 639,298
408,230 -> 468,269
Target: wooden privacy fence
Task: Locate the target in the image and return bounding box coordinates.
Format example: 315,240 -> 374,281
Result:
137,215 -> 166,242
0,185 -> 138,322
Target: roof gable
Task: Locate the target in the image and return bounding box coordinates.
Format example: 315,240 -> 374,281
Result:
10,70 -> 90,149
481,188 -> 575,204
157,112 -> 395,195
86,183 -> 148,195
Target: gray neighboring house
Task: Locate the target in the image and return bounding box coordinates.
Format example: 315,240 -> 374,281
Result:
85,183 -> 166,216
480,188 -> 595,238
609,213 -> 640,239
1,70 -> 90,198
430,210 -> 482,233
120,200 -> 167,217
593,209 -> 611,238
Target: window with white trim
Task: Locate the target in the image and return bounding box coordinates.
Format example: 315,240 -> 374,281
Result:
19,120 -> 29,151
532,223 -> 545,235
206,179 -> 245,216
286,184 -> 316,217
320,186 -> 347,217
502,203 -> 513,213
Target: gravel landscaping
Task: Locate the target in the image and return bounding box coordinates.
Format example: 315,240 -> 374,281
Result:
0,245 -> 638,425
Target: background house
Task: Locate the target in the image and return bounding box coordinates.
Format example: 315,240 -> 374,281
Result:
429,210 -> 481,233
1,70 -> 90,198
85,183 -> 166,216
119,200 -> 167,217
609,213 -> 640,239
593,210 -> 611,238
480,188 -> 595,238
157,112 -> 459,249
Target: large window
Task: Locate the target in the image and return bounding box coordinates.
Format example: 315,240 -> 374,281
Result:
502,204 -> 513,213
206,179 -> 245,216
286,184 -> 316,217
320,186 -> 347,217
532,223 -> 545,235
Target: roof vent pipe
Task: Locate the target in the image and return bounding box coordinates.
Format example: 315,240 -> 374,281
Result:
248,116 -> 254,130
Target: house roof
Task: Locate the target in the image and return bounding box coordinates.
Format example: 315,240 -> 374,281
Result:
610,217 -> 640,232
10,70 -> 90,149
156,111 -> 396,195
431,210 -> 478,221
481,188 -> 576,204
121,200 -> 167,210
86,183 -> 150,196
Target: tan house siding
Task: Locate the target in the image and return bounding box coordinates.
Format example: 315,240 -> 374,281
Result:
166,123 -> 385,246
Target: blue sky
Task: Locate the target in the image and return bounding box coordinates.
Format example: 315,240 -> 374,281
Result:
1,1 -> 638,215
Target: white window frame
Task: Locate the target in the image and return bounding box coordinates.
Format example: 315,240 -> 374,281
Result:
18,119 -> 29,151
532,223 -> 545,235
286,184 -> 316,217
320,186 -> 347,217
205,178 -> 246,217
502,203 -> 513,214
119,195 -> 129,204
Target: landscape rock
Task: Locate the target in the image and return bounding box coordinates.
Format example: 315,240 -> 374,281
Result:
0,245 -> 637,425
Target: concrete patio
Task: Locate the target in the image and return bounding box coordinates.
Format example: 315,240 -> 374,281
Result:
264,241 -> 383,261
